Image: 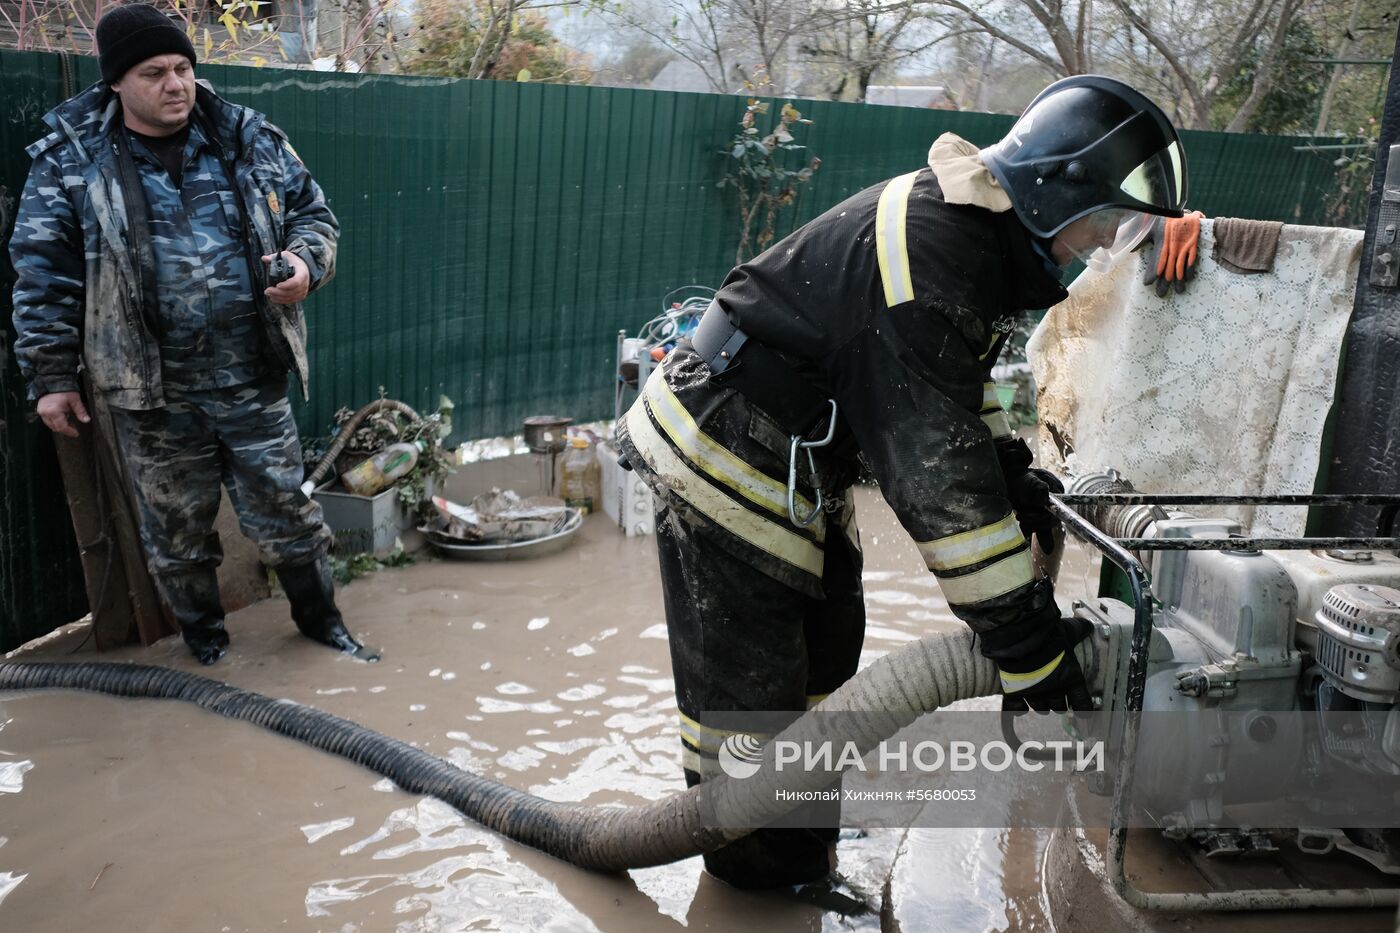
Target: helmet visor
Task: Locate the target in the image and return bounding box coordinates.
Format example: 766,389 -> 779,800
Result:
1078,208 -> 1156,272
1117,140 -> 1186,214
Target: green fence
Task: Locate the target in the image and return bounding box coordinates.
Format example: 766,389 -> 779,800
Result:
0,49 -> 1359,650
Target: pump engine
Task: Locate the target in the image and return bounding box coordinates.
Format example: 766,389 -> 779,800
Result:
1067,471 -> 1400,871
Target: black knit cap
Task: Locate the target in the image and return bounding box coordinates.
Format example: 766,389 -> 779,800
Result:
96,4 -> 197,85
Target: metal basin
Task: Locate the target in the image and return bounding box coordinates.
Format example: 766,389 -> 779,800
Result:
424,509 -> 584,561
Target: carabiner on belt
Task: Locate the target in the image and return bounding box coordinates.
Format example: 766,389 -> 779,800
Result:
787,399 -> 839,527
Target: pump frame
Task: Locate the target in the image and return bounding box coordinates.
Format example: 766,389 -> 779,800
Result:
1047,491 -> 1400,912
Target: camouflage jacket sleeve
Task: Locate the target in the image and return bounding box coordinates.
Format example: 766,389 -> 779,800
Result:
8,148 -> 84,400
277,137 -> 338,294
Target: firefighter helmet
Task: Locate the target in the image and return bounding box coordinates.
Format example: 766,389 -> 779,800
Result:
980,75 -> 1188,269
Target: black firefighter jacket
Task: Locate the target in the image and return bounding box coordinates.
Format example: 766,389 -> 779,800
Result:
619,137 -> 1070,634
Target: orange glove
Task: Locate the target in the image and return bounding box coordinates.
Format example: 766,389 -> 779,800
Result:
1144,210 -> 1204,296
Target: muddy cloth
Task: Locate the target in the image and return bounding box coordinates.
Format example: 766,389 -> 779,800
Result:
655,501 -> 864,888
619,153 -> 1067,630
108,375 -> 332,647
1212,217 -> 1284,274
1028,218 -> 1364,536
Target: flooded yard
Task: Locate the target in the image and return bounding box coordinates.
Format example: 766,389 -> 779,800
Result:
0,487 -> 1394,931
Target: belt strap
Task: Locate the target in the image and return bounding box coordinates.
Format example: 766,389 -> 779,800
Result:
690,302 -> 833,438
692,304 -> 748,375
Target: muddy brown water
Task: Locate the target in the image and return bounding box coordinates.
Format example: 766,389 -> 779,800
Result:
1,487 -> 1394,931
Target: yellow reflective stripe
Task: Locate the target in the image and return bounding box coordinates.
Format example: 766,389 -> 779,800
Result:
935,549 -> 1034,605
876,171 -> 919,307
627,397 -> 825,578
1000,651 -> 1064,692
980,382 -> 1012,437
645,364 -> 822,535
917,513 -> 1025,572
678,711 -> 730,747
982,409 -> 1013,438
679,712 -> 772,751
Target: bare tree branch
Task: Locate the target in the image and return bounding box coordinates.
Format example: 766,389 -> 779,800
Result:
925,0 -> 1063,73
1223,0 -> 1303,131
1109,0 -> 1211,124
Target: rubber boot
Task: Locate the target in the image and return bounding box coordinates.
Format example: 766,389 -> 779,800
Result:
157,569 -> 229,665
277,556 -> 377,660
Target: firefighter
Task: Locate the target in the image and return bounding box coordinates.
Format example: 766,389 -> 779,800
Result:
616,75 -> 1189,888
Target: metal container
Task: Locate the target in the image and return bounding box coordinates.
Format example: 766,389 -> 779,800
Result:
313,479 -> 432,556
523,416 -> 572,454
426,509 -> 584,561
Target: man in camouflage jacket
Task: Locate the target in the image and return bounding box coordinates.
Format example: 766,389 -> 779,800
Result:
9,4 -> 371,664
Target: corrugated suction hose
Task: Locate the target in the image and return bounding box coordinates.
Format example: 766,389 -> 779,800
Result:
0,628 -> 1003,871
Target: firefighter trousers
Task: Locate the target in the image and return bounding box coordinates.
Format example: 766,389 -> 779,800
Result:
654,498 -> 865,888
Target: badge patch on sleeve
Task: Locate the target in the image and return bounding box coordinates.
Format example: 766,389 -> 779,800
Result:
283,142 -> 302,164
266,191 -> 281,215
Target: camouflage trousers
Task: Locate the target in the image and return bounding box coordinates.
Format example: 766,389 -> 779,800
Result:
108,375 -> 332,637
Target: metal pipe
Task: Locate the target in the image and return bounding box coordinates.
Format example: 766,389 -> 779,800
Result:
1117,536 -> 1399,551
1056,493 -> 1400,506
1049,496 -> 1161,912
1122,885 -> 1400,912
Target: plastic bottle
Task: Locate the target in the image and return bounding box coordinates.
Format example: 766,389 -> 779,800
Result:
560,436 -> 601,514
340,440 -> 426,497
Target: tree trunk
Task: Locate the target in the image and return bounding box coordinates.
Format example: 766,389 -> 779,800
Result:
974,39 -> 996,111
1224,0 -> 1301,133
1314,0 -> 1365,135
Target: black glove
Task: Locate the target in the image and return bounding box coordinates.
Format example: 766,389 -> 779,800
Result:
979,596 -> 1093,713
993,436 -> 1064,554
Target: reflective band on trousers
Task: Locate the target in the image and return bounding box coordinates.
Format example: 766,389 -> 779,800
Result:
916,512 -> 1025,572
626,385 -> 826,579
1000,651 -> 1064,693
876,171 -> 920,307
679,711 -> 738,754
935,548 -> 1034,605
644,362 -> 823,537
679,712 -> 774,773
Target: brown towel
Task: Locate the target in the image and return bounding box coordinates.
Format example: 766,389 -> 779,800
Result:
1212,217 -> 1284,274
